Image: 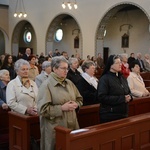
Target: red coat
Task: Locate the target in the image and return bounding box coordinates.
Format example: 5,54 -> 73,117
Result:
121,64 -> 130,78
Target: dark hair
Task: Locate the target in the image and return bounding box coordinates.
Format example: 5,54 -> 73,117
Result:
1,54 -> 13,69
129,60 -> 139,71
28,55 -> 36,61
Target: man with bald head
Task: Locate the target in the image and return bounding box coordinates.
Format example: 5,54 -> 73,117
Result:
22,48 -> 31,60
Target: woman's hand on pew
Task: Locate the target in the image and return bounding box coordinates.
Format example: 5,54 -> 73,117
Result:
26,107 -> 38,116
125,95 -> 132,103
2,103 -> 9,110
142,92 -> 150,97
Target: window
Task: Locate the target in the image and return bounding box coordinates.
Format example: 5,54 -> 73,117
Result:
24,30 -> 32,43
54,29 -> 63,42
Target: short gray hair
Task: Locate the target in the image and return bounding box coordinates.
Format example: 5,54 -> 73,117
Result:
0,69 -> 9,79
81,60 -> 95,72
14,59 -> 30,72
51,56 -> 68,70
42,61 -> 51,70
68,57 -> 78,65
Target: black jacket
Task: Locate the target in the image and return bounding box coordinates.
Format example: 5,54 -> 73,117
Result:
76,77 -> 98,106
97,71 -> 132,120
67,69 -> 82,87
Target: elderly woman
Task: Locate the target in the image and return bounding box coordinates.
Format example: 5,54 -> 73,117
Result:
120,53 -> 130,78
37,56 -> 83,150
35,61 -> 51,88
67,57 -> 82,87
6,59 -> 38,115
0,69 -> 10,110
127,61 -> 150,97
97,55 -> 132,123
76,60 -> 98,106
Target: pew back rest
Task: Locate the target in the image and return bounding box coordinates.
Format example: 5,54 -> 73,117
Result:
129,96 -> 150,116
0,107 -> 10,134
55,113 -> 150,150
77,104 -> 100,128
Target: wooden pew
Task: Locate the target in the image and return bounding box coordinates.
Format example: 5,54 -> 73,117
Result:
146,87 -> 150,92
77,104 -> 100,128
8,112 -> 40,150
77,96 -> 150,128
0,107 -> 10,149
129,96 -> 150,116
140,72 -> 150,80
55,113 -> 150,150
144,80 -> 150,87
7,96 -> 150,150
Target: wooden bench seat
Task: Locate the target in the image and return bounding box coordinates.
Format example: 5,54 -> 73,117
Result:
55,112 -> 150,150
6,96 -> 150,150
0,107 -> 10,150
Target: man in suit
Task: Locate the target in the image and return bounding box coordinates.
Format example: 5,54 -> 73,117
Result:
22,48 -> 31,60
136,53 -> 146,72
35,61 -> 51,88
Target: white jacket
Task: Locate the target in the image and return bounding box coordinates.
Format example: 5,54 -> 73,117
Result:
6,76 -> 38,114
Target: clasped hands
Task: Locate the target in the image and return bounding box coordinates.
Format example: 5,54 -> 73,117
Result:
26,107 -> 38,116
61,101 -> 78,111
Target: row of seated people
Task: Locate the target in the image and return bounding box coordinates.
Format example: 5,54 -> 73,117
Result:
0,55 -> 150,150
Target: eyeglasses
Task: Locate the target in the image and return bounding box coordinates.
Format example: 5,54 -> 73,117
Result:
59,67 -> 69,71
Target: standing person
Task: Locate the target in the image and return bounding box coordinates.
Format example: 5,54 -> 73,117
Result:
35,61 -> 51,88
136,52 -> 146,72
128,53 -> 135,66
1,54 -> 16,80
97,55 -> 132,123
22,47 -> 31,60
28,55 -> 39,81
143,53 -> 150,72
96,53 -> 105,69
37,56 -> 83,150
127,61 -> 149,97
67,57 -> 82,87
76,60 -> 99,106
120,53 -> 130,78
0,69 -> 10,110
6,59 -> 38,115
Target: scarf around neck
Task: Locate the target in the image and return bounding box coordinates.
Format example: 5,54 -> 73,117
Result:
51,72 -> 66,86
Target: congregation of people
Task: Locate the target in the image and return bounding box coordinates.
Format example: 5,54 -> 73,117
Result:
0,47 -> 150,150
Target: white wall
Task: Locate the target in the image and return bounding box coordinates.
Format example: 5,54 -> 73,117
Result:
2,0 -> 150,58
104,9 -> 150,57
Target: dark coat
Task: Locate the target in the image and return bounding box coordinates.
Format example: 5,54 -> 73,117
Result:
67,69 -> 82,87
97,71 -> 132,123
136,59 -> 146,72
76,77 -> 98,106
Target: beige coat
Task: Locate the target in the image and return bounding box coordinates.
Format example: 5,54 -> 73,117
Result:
37,75 -> 83,150
127,72 -> 149,97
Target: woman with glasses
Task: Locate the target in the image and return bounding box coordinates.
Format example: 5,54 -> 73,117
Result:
97,55 -> 132,123
6,59 -> 38,116
67,57 -> 82,87
37,56 -> 83,150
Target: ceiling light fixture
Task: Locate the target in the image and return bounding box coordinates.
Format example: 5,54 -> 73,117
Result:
62,0 -> 78,10
14,0 -> 27,18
